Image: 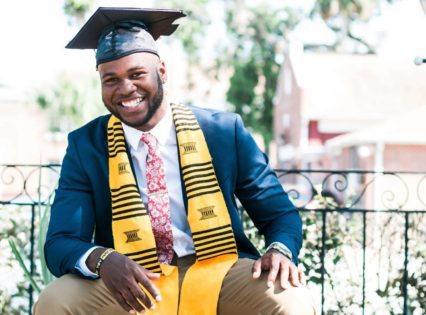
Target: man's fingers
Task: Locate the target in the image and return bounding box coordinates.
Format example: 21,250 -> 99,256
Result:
252,259 -> 262,279
278,261 -> 289,289
121,289 -> 141,312
129,283 -> 153,312
279,262 -> 290,289
112,291 -> 133,313
289,264 -> 300,287
135,269 -> 162,302
99,253 -> 158,312
123,288 -> 148,313
266,256 -> 280,287
145,271 -> 161,280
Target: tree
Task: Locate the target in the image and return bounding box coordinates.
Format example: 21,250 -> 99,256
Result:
56,0 -> 299,149
34,0 -> 102,133
224,3 -> 300,151
157,1 -> 301,151
63,0 -> 94,26
310,0 -> 399,53
154,0 -> 212,94
53,0 -> 400,147
35,74 -> 105,132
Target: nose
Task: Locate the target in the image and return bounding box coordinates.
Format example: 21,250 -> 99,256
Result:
119,79 -> 137,95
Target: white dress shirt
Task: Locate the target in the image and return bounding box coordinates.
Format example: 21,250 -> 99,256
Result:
76,104 -> 195,277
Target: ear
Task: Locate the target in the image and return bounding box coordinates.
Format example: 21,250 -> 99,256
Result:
157,60 -> 167,83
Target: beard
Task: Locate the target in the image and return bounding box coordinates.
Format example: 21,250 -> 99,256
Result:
132,71 -> 164,128
108,71 -> 164,129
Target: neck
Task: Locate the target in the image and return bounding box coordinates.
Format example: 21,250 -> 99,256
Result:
139,99 -> 168,132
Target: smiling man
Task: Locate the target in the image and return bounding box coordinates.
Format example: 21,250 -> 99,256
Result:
100,53 -> 166,131
34,7 -> 315,315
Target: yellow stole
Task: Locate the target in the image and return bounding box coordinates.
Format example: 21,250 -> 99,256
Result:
107,103 -> 238,314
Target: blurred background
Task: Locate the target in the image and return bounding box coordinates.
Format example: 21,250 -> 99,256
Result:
2,0 -> 426,168
1,0 -> 426,314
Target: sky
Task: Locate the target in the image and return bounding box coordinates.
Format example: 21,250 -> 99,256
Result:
0,0 -> 313,91
0,1 -> 158,91
0,0 -> 425,95
0,1 -> 80,89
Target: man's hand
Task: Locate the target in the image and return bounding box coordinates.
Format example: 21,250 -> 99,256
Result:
252,249 -> 305,289
87,248 -> 161,314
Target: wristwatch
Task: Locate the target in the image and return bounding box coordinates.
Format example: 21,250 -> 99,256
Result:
265,242 -> 293,261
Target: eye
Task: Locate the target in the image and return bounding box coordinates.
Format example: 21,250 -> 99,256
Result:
102,77 -> 118,86
130,71 -> 145,79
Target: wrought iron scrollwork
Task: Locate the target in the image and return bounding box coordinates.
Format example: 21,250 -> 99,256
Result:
277,171 -> 315,208
0,164 -> 60,205
3,166 -> 423,210
1,165 -> 426,315
276,169 -> 425,211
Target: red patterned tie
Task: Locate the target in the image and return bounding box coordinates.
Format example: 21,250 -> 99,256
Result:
141,133 -> 174,264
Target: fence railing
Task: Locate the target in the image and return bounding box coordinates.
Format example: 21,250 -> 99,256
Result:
0,164 -> 60,314
1,165 -> 425,315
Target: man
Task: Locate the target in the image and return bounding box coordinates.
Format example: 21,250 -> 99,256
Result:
35,7 -> 315,315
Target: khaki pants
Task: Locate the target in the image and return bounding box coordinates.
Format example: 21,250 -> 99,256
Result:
34,256 -> 316,315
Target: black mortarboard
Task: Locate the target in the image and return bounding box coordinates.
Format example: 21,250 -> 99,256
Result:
66,7 -> 186,66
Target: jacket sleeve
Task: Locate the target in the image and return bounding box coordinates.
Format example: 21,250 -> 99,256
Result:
233,114 -> 302,264
44,132 -> 97,277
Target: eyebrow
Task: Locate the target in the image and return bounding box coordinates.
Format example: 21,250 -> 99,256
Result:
101,72 -> 116,79
101,66 -> 148,79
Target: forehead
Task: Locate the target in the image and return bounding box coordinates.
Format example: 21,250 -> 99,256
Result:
98,52 -> 160,75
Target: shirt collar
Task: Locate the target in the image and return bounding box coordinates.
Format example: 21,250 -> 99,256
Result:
121,103 -> 174,151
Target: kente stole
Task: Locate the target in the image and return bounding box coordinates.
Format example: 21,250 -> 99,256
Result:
107,103 -> 238,314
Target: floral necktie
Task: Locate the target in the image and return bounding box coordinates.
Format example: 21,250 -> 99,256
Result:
140,133 -> 174,264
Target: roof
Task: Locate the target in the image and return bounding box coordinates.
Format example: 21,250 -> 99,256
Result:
326,105 -> 426,148
289,53 -> 426,120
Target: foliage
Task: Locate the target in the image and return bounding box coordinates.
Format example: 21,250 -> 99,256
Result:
63,0 -> 94,26
224,4 -> 300,151
301,190 -> 366,313
0,289 -> 15,315
386,213 -> 426,314
0,205 -> 36,314
35,74 -> 105,133
33,1 -> 101,133
1,167 -> 55,314
8,239 -> 41,293
37,200 -> 54,287
309,0 -> 399,53
154,0 -> 213,95
156,1 -> 301,151
56,0 -> 406,149
156,0 -> 210,62
8,202 -> 53,294
244,185 -> 426,314
3,203 -> 53,314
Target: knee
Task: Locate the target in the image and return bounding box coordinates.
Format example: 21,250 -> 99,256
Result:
33,274 -> 123,315
271,286 -> 316,315
33,283 -> 69,315
33,274 -> 90,315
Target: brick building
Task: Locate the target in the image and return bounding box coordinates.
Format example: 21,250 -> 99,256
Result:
273,47 -> 426,171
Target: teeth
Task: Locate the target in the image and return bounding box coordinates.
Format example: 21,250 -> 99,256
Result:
121,97 -> 143,108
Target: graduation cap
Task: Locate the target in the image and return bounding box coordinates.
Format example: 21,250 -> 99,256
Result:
66,7 -> 186,66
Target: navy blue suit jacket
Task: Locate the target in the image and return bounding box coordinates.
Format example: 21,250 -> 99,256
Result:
45,106 -> 302,277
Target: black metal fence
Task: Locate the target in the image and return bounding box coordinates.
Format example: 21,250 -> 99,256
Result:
1,165 -> 425,315
0,164 -> 60,314
273,170 -> 426,315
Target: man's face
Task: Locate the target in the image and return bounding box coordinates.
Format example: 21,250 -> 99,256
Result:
98,52 -> 167,131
